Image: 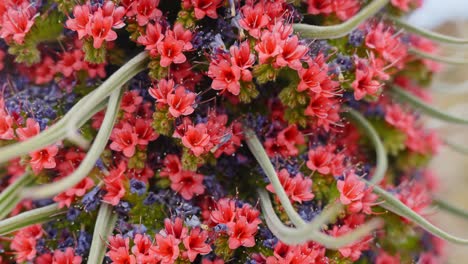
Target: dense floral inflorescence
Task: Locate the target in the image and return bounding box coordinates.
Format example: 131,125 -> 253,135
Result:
0,0 -> 449,263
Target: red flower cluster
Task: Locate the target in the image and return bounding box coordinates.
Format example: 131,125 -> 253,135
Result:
209,198 -> 261,249
264,125 -> 305,158
138,22 -> 192,67
307,0 -> 360,21
149,79 -> 197,118
66,1 -> 125,48
0,0 -> 37,44
182,0 -> 224,20
160,154 -> 205,200
260,241 -> 327,263
122,0 -> 162,26
107,217 -> 211,263
266,169 -> 314,204
306,145 -> 345,176
337,172 -> 377,214
11,225 -> 43,262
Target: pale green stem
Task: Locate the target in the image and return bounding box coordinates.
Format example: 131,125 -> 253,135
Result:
87,203 -> 117,264
444,138 -> 468,155
244,128 -> 305,227
293,0 -> 390,39
370,183 -> 468,244
390,16 -> 468,45
66,52 -> 148,138
259,189 -> 382,248
0,172 -> 33,205
343,108 -> 388,184
20,89 -> 123,199
433,197 -> 468,219
0,203 -> 66,235
0,98 -> 106,164
0,195 -> 22,220
409,48 -> 468,65
391,85 -> 468,124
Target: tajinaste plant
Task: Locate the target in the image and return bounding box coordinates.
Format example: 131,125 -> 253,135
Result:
0,0 -> 468,263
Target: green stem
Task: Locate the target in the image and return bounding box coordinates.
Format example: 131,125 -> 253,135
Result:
390,16 -> 468,45
0,172 -> 33,205
66,51 -> 148,136
244,128 -> 305,227
433,198 -> 468,219
410,48 -> 468,65
391,85 -> 468,124
370,183 -> 468,244
0,203 -> 66,236
87,203 -> 117,264
444,138 -> 468,155
293,0 -> 389,39
0,195 -> 22,220
0,97 -> 106,164
21,89 -> 123,199
343,108 -> 388,184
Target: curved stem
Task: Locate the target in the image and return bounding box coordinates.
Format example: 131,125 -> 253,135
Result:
343,108 -> 388,184
0,172 -> 33,205
87,203 -> 117,264
244,128 -> 305,227
390,16 -> 468,45
444,138 -> 468,155
0,195 -> 22,220
391,85 -> 468,124
370,182 -> 468,244
0,203 -> 66,236
0,98 -> 106,164
66,52 -> 148,136
433,197 -> 468,219
293,0 -> 389,39
21,89 -> 123,199
409,48 -> 468,65
259,189 -> 382,248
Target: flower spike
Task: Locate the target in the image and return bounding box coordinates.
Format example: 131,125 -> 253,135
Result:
391,85 -> 468,124
293,0 -> 390,39
390,16 -> 468,45
20,89 -> 123,199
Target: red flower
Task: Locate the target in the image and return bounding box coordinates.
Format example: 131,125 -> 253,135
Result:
157,35 -> 187,67
11,236 -> 37,262
66,5 -> 91,39
103,164 -> 126,206
238,3 -> 269,38
29,145 -> 59,174
181,124 -> 211,157
0,8 -> 36,44
160,154 -> 182,178
34,56 -> 56,84
255,31 -> 283,64
230,41 -> 255,81
352,58 -> 381,100
307,0 -> 333,15
391,0 -> 422,12
297,62 -> 328,93
110,123 -> 139,157
131,234 -> 153,263
127,0 -> 162,26
306,146 -> 333,175
102,1 -> 126,28
266,169 -> 314,204
329,225 -> 371,261
134,119 -> 159,145
121,90 -> 143,113
275,36 -> 308,70
167,86 -> 197,117
210,198 -> 237,225
53,177 -> 94,208
0,109 -> 14,140
149,79 -> 174,104
152,234 -> 180,263
169,170 -> 205,200
375,250 -> 401,264
337,172 -> 367,212
168,23 -> 193,51
226,216 -> 257,249
163,217 -> 188,242
183,228 -> 212,262
333,0 -> 360,21
365,23 -> 407,68
107,236 -> 136,264
57,50 -> 85,77
192,0 -> 223,19
137,22 -> 164,57
208,58 -> 241,95
86,10 -> 117,49
52,248 -> 82,264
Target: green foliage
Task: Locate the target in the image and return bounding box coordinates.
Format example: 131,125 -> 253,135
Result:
214,235 -> 234,261
128,149 -> 147,169
368,118 -> 406,156
152,110 -> 174,136
181,148 -> 205,171
253,64 -> 278,84
83,39 -> 107,64
148,59 -> 169,80
238,81 -> 260,103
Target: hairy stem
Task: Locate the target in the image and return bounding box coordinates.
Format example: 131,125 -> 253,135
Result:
87,203 -> 117,264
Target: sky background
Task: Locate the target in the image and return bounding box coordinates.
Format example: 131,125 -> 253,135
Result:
408,0 -> 468,28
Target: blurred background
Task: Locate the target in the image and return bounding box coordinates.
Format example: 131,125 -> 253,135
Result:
409,1 -> 468,262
